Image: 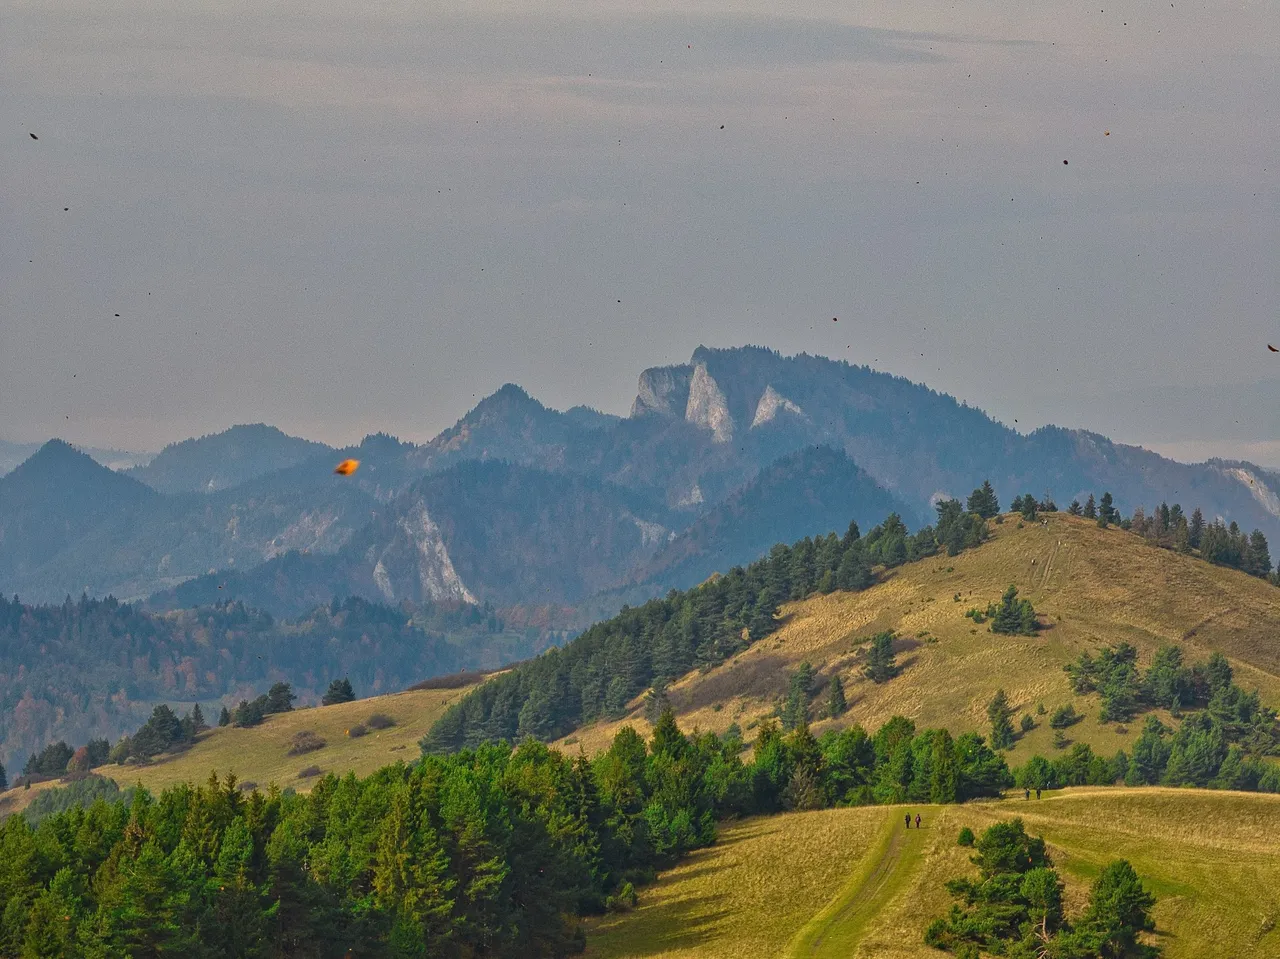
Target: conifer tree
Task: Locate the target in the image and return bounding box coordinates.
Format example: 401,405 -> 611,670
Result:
1189,507 -> 1204,548
1067,500 -> 1082,516
782,662 -> 814,730
826,675 -> 847,719
0,760 -> 6,791
643,678 -> 670,726
322,677 -> 355,706
987,689 -> 1015,750
218,707 -> 231,727
190,703 -> 206,733
1098,492 -> 1116,527
966,480 -> 1000,519
863,632 -> 897,684
1083,494 -> 1097,519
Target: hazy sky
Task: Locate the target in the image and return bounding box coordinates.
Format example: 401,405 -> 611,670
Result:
3,0 -> 1277,462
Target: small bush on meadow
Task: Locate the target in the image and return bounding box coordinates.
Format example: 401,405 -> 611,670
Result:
287,731 -> 327,756
366,713 -> 396,730
347,724 -> 369,738
297,765 -> 323,779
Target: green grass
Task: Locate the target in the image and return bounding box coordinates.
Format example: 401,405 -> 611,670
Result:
586,787 -> 1280,959
560,514 -> 1280,758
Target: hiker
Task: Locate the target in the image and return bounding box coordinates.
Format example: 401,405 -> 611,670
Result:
905,813 -> 911,829
1035,787 -> 1042,800
1024,787 -> 1031,800
915,814 -> 921,829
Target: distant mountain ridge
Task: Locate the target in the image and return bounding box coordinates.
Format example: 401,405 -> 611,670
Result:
4,346 -> 1280,611
127,423 -> 332,494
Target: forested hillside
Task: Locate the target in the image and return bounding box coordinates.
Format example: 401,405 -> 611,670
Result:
0,595 -> 549,770
424,502 -> 988,752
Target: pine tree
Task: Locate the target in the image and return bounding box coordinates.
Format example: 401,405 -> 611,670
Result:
990,585 -> 1038,635
987,689 -> 1015,750
266,682 -> 296,713
825,675 -> 847,719
1246,530 -> 1272,578
862,632 -> 897,684
1083,494 -> 1097,519
1098,491 -> 1116,527
218,706 -> 231,727
0,760 -> 6,791
1067,499 -> 1082,516
1077,860 -> 1156,957
782,662 -> 814,730
643,678 -> 670,725
1189,507 -> 1204,548
191,703 -> 207,733
966,480 -> 1000,519
322,677 -> 355,706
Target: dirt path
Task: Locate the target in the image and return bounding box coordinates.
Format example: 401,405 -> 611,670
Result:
788,811 -> 927,958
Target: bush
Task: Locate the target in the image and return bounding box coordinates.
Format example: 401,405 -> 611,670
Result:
347,723 -> 369,738
287,731 -> 327,756
1049,704 -> 1082,729
957,826 -> 975,847
366,713 -> 396,730
1019,714 -> 1035,734
1052,730 -> 1068,750
297,765 -> 323,779
238,781 -> 258,792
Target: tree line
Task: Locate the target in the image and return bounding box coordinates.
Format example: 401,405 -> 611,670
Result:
928,819 -> 1158,958
0,710 -> 1010,958
425,500 -> 993,752
1004,645 -> 1280,793
0,593 -> 546,773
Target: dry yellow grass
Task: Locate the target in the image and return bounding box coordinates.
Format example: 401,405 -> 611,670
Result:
586,807 -> 887,959
588,788 -> 1280,959
86,685 -> 474,795
559,515 -> 1280,760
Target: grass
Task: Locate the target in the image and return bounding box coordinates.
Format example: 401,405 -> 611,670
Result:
559,515 -> 1280,759
85,685 -> 473,795
586,787 -> 1280,959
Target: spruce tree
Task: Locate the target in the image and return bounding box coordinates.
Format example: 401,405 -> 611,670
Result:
0,760 -> 6,791
782,662 -> 814,730
322,678 -> 356,706
967,480 -> 999,519
1098,491 -> 1116,527
826,675 -> 847,719
987,689 -> 1015,750
643,678 -> 670,725
863,632 -> 897,683
1083,494 -> 1097,519
1067,499 -> 1082,516
1189,507 -> 1204,548
218,707 -> 231,727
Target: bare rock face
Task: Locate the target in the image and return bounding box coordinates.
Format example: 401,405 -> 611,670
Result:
1215,464 -> 1280,519
364,500 -> 476,604
630,365 -> 693,418
685,362 -> 734,443
750,385 -> 805,428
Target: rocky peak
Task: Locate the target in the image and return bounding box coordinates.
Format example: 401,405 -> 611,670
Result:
684,362 -> 734,443
751,385 -> 805,428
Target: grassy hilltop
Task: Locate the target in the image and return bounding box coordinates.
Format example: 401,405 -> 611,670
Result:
0,683 -> 474,818
585,788 -> 1280,959
557,513 -> 1280,756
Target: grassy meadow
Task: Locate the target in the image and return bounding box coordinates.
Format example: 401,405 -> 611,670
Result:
559,514 -> 1280,758
586,787 -> 1280,959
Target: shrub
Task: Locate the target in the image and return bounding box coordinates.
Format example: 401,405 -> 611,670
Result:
287,731 -> 327,756
366,713 -> 396,730
1049,704 -> 1081,729
957,826 -> 975,847
1019,714 -> 1035,734
238,781 -> 258,792
347,723 -> 369,738
297,765 -> 323,779
1052,730 -> 1068,750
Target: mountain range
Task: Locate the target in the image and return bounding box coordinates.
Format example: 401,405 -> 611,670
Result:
4,345 -> 1279,616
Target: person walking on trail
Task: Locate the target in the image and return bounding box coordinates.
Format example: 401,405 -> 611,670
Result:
1035,787 -> 1042,800
1024,788 -> 1031,800
905,813 -> 911,829
915,814 -> 921,829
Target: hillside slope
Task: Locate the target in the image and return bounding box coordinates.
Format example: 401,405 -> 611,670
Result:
559,514 -> 1280,757
585,788 -> 1280,959
127,424 -> 333,494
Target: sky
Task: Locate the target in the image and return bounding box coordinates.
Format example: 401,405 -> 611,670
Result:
2,0 -> 1277,462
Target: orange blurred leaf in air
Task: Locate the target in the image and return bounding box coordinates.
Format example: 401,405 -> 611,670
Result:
333,459 -> 360,476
